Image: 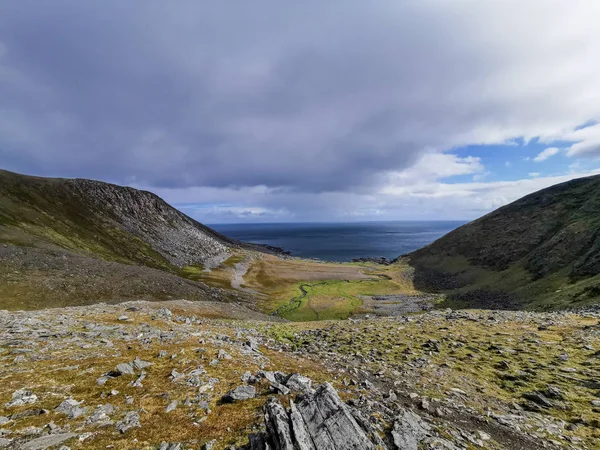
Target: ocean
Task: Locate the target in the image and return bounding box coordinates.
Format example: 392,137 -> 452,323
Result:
210,221 -> 464,262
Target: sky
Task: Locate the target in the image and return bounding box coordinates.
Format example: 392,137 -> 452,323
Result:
1,1 -> 600,223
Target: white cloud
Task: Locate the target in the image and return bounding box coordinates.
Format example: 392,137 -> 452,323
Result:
533,147 -> 560,162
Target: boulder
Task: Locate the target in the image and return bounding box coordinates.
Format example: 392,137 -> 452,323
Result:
222,385 -> 256,403
116,411 -> 141,433
256,383 -> 380,449
4,389 -> 38,408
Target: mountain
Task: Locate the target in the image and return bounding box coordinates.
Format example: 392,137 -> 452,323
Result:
0,169 -> 261,309
408,174 -> 600,310
0,169 -> 235,268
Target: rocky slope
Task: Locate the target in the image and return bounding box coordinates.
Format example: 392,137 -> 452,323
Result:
0,169 -> 233,270
407,174 -> 600,310
0,302 -> 598,449
0,170 -> 284,310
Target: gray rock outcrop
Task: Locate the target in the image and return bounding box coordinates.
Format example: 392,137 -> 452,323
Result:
253,383 -> 381,450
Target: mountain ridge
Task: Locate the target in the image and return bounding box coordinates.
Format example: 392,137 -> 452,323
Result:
407,173 -> 600,309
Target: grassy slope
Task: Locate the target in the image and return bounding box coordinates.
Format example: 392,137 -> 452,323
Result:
409,174 -> 600,310
0,170 -> 177,271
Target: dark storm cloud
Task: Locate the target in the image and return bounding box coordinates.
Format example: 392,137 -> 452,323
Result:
0,1 -> 466,191
1,0 -> 599,212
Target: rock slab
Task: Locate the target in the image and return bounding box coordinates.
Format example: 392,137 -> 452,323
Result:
256,383 -> 379,450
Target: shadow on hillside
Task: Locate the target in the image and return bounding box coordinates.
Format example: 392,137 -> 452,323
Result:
409,262 -> 524,310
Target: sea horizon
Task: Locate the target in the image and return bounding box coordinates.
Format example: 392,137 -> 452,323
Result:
211,220 -> 465,262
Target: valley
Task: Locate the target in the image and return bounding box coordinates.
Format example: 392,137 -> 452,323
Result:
1,169 -> 600,449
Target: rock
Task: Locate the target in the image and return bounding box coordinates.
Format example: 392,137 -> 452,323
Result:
55,399 -> 87,419
158,350 -> 168,358
285,373 -> 314,394
544,385 -> 563,399
217,349 -> 233,360
391,409 -> 430,450
222,385 -> 256,403
4,389 -> 38,407
20,433 -> 78,450
476,430 -> 491,441
159,443 -> 182,450
156,308 -> 173,320
10,408 -> 47,420
130,372 -> 146,388
166,400 -> 178,413
0,417 -> 9,426
202,440 -> 216,450
117,315 -> 129,321
115,362 -> 135,375
132,357 -> 152,371
259,371 -> 291,395
85,404 -> 114,427
522,391 -> 554,409
259,383 -> 378,449
263,397 -> 297,449
241,371 -> 256,383
384,389 -> 398,403
115,411 -> 141,433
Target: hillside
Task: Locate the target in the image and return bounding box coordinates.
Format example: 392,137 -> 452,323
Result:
0,170 -> 267,309
0,169 -> 235,269
408,174 -> 600,310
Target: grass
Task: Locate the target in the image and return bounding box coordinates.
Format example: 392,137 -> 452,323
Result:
238,256 -> 420,321
0,312 -> 339,450
261,312 -> 600,446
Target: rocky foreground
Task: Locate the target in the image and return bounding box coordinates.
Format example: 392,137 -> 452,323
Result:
0,302 -> 599,449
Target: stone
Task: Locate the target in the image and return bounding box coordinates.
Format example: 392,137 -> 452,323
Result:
522,391 -> 554,409
5,389 -> 38,407
202,440 -> 216,450
130,372 -> 146,388
85,404 -> 114,426
159,443 -> 182,450
115,362 -> 135,376
20,433 -> 78,450
391,409 -> 430,450
166,400 -> 178,413
217,349 -> 232,360
285,373 -> 314,394
156,308 -> 173,320
263,397 -> 296,450
544,385 -> 563,399
241,371 -> 255,383
259,383 -> 378,450
116,411 -> 141,433
132,357 -> 152,371
221,385 -> 256,403
55,399 -> 87,419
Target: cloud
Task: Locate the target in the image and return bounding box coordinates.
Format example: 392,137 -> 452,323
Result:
0,1 -> 599,220
533,147 -> 560,162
